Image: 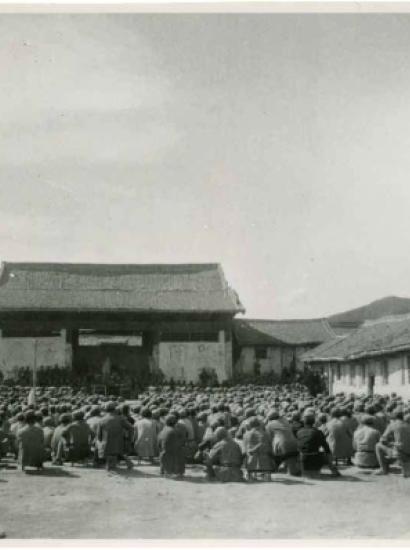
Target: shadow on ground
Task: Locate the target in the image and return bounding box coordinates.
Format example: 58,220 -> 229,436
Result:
24,467 -> 79,478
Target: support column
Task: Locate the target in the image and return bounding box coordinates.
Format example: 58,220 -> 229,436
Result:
60,329 -> 72,368
328,362 -> 333,395
143,330 -> 161,374
61,329 -> 78,372
219,329 -> 232,381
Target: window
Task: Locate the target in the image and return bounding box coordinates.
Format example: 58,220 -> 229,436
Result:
407,356 -> 410,383
382,359 -> 389,385
336,364 -> 341,381
402,357 -> 406,385
255,347 -> 267,360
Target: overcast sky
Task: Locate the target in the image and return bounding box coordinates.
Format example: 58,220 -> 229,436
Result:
1,13 -> 410,319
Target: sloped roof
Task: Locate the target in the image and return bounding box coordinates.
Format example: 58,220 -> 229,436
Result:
300,336 -> 348,363
302,313 -> 410,363
330,324 -> 360,337
0,262 -> 245,314
234,318 -> 336,346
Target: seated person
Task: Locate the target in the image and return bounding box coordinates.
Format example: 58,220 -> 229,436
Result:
64,410 -> 93,463
204,427 -> 244,482
352,414 -> 380,469
375,409 -> 410,477
51,413 -> 71,465
17,410 -> 45,471
266,409 -> 300,476
296,413 -> 341,477
42,417 -> 55,461
243,417 -> 273,481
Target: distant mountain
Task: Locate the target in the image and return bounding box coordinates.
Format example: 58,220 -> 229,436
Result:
328,296 -> 410,327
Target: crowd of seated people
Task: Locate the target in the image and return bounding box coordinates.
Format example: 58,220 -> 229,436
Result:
1,383 -> 410,480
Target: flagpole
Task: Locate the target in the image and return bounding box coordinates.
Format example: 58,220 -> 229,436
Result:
33,338 -> 37,389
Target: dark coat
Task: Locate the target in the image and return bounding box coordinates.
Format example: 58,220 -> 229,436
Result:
17,425 -> 45,468
158,426 -> 185,475
96,413 -> 133,458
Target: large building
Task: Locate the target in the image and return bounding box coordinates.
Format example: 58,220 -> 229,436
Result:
301,314 -> 410,399
233,318 -> 336,377
0,262 -> 244,384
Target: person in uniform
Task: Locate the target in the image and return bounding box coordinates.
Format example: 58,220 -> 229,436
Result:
17,410 -> 45,471
134,407 -> 157,463
205,427 -> 244,482
96,401 -> 134,470
296,413 -> 341,477
375,409 -> 410,477
158,414 -> 185,477
352,414 -> 380,469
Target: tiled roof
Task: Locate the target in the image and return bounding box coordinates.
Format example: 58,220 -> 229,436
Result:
234,318 -> 336,346
302,313 -> 410,362
0,262 -> 245,314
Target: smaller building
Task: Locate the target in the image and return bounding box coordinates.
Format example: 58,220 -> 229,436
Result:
302,314 -> 410,399
233,318 -> 336,377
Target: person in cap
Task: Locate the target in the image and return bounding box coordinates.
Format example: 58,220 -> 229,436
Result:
51,413 -> 72,465
0,413 -> 10,459
243,417 -> 273,481
96,401 -> 134,470
296,413 -> 341,477
352,415 -> 380,469
265,409 -> 300,476
134,407 -> 157,463
158,414 -> 185,478
64,410 -> 93,464
42,416 -> 55,462
16,410 -> 45,471
204,426 -> 244,482
179,408 -> 196,463
325,407 -> 353,464
375,408 -> 410,477
86,406 -> 101,438
9,412 -> 25,459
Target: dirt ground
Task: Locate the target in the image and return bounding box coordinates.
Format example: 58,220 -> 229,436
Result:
1,459 -> 410,539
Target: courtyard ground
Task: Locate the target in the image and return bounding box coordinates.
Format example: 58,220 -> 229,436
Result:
1,459 -> 410,539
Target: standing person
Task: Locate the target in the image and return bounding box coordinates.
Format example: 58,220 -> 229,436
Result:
158,414 -> 185,478
97,401 -> 134,471
17,410 -> 45,471
375,409 -> 410,477
134,408 -> 157,463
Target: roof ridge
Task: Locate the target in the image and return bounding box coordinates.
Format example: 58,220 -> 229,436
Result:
2,261 -> 221,269
239,317 -> 328,323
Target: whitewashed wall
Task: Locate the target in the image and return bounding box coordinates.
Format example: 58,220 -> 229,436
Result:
331,355 -> 410,399
0,336 -> 71,379
235,346 -> 283,375
158,340 -> 228,383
